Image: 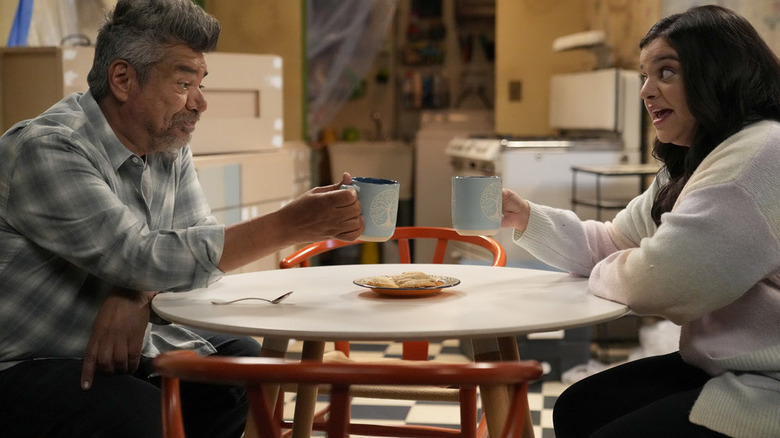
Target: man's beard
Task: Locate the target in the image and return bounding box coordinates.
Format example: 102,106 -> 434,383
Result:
158,146 -> 181,162
146,112 -> 198,161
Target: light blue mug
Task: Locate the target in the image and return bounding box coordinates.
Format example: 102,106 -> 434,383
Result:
341,177 -> 400,242
451,176 -> 502,236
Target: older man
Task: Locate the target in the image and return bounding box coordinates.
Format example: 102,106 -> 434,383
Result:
0,1 -> 362,437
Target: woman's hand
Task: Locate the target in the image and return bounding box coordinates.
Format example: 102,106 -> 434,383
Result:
501,188 -> 531,232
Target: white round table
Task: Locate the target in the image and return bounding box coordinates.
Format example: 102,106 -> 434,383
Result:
152,263 -> 627,341
153,263 -> 628,438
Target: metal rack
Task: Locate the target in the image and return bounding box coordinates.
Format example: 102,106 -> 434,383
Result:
571,163 -> 660,220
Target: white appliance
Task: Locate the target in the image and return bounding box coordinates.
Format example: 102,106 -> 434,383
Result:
446,68 -> 643,267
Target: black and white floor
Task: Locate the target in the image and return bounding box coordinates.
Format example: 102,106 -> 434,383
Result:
281,339 -> 568,438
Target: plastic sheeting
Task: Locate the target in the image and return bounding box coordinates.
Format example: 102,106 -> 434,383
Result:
306,0 -> 397,141
5,0 -> 110,47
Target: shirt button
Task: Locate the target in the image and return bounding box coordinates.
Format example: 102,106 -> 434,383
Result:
132,157 -> 141,165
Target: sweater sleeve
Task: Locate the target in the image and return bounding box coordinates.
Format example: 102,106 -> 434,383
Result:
590,123 -> 780,324
516,122 -> 780,325
515,179 -> 658,277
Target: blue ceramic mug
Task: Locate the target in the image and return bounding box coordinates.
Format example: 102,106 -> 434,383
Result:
341,177 -> 400,242
451,176 -> 502,236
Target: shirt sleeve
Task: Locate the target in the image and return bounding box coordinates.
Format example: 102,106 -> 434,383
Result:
6,131 -> 224,292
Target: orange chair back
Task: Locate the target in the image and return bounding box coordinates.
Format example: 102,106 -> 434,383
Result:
153,350 -> 543,438
279,226 -> 507,268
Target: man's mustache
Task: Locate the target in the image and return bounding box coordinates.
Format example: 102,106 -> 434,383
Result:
173,112 -> 199,126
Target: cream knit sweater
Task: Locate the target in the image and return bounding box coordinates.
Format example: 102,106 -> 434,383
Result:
515,120 -> 780,438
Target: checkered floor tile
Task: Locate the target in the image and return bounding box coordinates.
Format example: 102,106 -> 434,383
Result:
281,339 -> 568,437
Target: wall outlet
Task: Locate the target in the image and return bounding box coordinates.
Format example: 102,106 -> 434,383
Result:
509,80 -> 522,101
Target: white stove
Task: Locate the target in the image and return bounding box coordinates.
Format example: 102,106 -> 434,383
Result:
446,135 -> 624,171
446,136 -> 617,161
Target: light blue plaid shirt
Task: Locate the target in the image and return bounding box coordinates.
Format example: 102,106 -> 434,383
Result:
0,91 -> 224,371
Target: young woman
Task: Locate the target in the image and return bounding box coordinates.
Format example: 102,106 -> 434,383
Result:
501,5 -> 780,437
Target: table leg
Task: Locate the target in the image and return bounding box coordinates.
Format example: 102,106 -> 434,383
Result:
472,337 -> 535,438
498,336 -> 534,438
291,340 -> 326,438
472,338 -> 508,438
497,336 -> 519,361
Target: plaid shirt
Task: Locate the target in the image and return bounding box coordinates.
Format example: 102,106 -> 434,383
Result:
0,92 -> 223,371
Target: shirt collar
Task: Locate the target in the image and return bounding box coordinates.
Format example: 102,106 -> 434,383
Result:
80,91 -> 138,172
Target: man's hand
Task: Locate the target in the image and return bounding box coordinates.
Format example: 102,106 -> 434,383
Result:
219,173 -> 364,272
80,288 -> 157,390
277,172 -> 364,243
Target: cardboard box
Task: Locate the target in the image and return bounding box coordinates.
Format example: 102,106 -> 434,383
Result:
0,46 -> 91,132
0,47 -> 283,154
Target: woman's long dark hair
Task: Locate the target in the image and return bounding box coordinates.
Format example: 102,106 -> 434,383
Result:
640,5 -> 780,225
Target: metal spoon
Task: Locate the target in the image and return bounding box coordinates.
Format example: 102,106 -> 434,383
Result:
211,291 -> 293,305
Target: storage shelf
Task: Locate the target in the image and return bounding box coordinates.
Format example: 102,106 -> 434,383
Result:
571,163 -> 660,220
571,198 -> 635,209
571,163 -> 660,177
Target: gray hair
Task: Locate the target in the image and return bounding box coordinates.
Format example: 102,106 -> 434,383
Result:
87,0 -> 221,101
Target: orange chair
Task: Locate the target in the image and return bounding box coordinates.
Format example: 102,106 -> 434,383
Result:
280,226 -> 506,268
278,226 -> 507,437
153,350 -> 543,438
